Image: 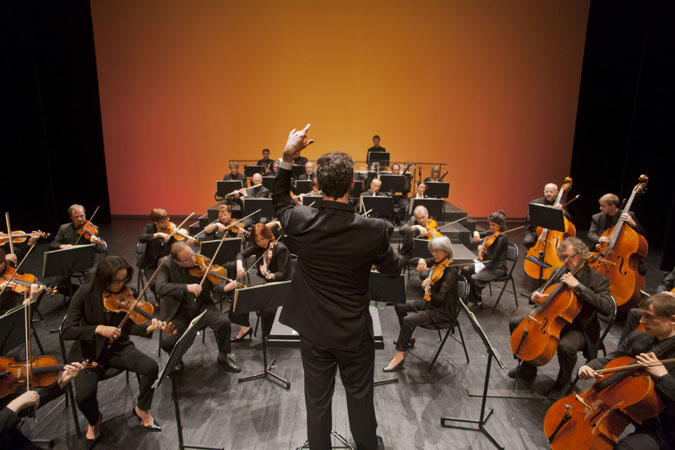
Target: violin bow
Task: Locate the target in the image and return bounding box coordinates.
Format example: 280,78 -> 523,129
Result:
434,217 -> 466,232
72,205 -> 101,247
0,244 -> 38,297
5,212 -> 15,257
165,212 -> 195,241
593,358 -> 675,375
23,289 -> 38,420
563,194 -> 580,208
243,233 -> 283,279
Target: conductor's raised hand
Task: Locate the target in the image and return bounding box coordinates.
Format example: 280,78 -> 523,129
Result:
283,124 -> 315,163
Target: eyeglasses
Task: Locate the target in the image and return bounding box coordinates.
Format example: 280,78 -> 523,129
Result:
111,278 -> 126,284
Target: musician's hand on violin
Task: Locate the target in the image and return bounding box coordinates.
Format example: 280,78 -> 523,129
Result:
260,264 -> 270,279
5,252 -> 17,265
621,213 -> 637,228
416,259 -> 428,272
96,325 -> 121,342
146,318 -> 168,333
415,225 -> 429,237
58,362 -> 85,388
28,283 -> 45,301
531,291 -> 547,304
283,124 -> 314,162
236,262 -> 246,279
155,232 -> 171,243
472,231 -> 480,243
28,230 -> 42,246
422,278 -> 430,290
216,223 -> 227,233
222,280 -> 237,292
560,273 -> 580,289
577,365 -> 600,380
7,390 -> 40,413
186,284 -> 202,296
636,352 -> 668,378
89,235 -> 101,244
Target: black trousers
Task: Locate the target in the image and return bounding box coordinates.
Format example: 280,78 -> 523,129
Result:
522,231 -> 537,249
161,304 -> 231,357
509,315 -> 586,386
394,299 -> 433,352
616,431 -> 662,450
73,344 -> 158,425
299,332 -> 378,450
619,308 -> 643,345
229,309 -> 276,337
462,265 -> 506,303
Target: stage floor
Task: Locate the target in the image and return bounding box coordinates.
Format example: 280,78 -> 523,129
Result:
15,218 -> 666,450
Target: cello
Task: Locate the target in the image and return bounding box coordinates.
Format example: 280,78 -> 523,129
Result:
543,338 -> 675,449
523,177 -> 576,280
589,175 -> 648,308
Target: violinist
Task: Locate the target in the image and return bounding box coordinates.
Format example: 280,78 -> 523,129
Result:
62,256 -> 167,445
154,242 -> 240,373
461,211 -> 509,310
577,292 -> 675,449
384,236 -> 459,372
199,204 -> 244,240
2,230 -> 41,267
398,206 -> 436,267
256,148 -> 273,175
222,161 -> 246,184
1,362 -> 85,449
508,237 -> 613,399
0,249 -> 45,316
232,223 -> 290,340
138,208 -> 178,274
522,183 -> 572,249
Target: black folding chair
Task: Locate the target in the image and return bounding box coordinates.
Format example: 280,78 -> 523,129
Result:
487,242 -> 519,313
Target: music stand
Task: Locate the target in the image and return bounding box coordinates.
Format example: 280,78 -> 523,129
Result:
349,179 -> 364,197
360,196 -> 394,219
440,298 -> 506,450
410,198 -> 443,220
525,203 -> 566,282
426,181 -> 450,199
244,165 -> 263,177
200,239 -> 240,265
413,238 -> 432,259
216,180 -> 243,197
243,198 -> 273,219
379,174 -> 405,195
291,164 -> 305,178
294,179 -> 311,194
233,281 -> 291,389
262,176 -> 275,191
368,270 -> 406,304
42,245 -> 96,299
367,151 -> 390,168
152,311 -> 222,450
302,195 -> 322,208
0,304 -> 28,354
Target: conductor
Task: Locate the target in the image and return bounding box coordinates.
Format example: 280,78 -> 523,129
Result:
272,124 -> 401,450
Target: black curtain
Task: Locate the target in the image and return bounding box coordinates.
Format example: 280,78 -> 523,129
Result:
570,1 -> 675,270
2,0 -> 110,235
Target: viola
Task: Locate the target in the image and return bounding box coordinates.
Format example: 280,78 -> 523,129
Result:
510,254 -> 595,366
523,177 -> 577,280
0,356 -> 96,399
0,267 -> 57,295
189,254 -> 245,288
0,230 -> 50,245
589,175 -> 648,308
544,339 -> 675,449
424,258 -> 450,301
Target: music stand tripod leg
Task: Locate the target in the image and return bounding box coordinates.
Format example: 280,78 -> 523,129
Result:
172,376 -> 224,450
238,311 -> 290,389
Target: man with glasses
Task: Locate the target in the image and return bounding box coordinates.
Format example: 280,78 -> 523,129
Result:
154,241 -> 240,372
507,237 -> 613,399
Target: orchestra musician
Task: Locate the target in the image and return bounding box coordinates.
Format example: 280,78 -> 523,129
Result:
384,236 -> 459,372
298,161 -> 316,181
1,230 -> 41,267
657,267 -> 675,293
398,205 -> 434,267
366,134 -> 385,166
154,242 -> 240,373
234,173 -> 271,228
270,159 -> 280,175
62,256 -> 167,446
199,204 -> 244,240
522,183 -> 572,249
390,163 -> 411,224
293,178 -> 322,206
0,248 -> 45,315
223,161 -> 247,184
256,148 -> 273,175
577,292 -> 675,450
360,178 -> 384,198
1,362 -> 85,449
232,223 -> 291,341
424,165 -> 442,183
508,237 -> 613,399
411,181 -> 427,200
461,211 -> 509,310
137,208 -> 178,274
273,124 -> 401,450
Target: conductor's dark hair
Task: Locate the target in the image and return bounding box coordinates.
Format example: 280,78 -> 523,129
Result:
316,152 -> 354,199
488,210 -> 507,231
94,256 -> 133,292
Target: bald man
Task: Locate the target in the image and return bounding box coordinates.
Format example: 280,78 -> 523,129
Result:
523,183 -> 572,249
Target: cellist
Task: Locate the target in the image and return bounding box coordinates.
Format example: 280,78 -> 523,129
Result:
522,183 -> 572,249
508,237 -> 613,399
577,292 -> 675,450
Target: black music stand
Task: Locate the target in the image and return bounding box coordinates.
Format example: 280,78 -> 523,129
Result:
440,298 -> 505,450
200,239 -> 240,265
234,281 -> 291,389
262,176 -> 275,191
368,270 -> 406,304
244,165 -> 262,177
413,238 -> 432,259
291,164 -> 305,178
349,179 -> 364,198
426,181 -> 450,199
42,245 -> 96,299
360,196 -> 393,219
152,311 -> 223,450
216,180 -> 243,197
379,174 -> 405,195
367,151 -> 390,168
294,179 -> 311,194
302,195 -> 322,208
525,203 -> 566,283
410,198 -> 443,220
243,198 -> 273,218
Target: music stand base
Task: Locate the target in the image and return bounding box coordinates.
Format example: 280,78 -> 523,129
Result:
441,410 -> 504,450
172,376 -> 224,450
373,378 -> 398,387
238,358 -> 291,390
296,430 -> 354,450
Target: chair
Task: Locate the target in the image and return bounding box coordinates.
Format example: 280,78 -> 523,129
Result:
487,242 -> 519,313
419,275 -> 470,371
135,242 -> 150,303
597,295 -> 617,357
58,314 -> 136,438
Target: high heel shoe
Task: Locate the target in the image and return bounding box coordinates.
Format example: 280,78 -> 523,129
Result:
231,328 -> 252,343
383,358 -> 405,373
132,407 -> 162,432
85,414 -> 102,449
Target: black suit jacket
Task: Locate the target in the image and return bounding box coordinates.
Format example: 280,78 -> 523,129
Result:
587,210 -> 645,245
50,222 -> 107,252
272,166 -> 402,352
524,196 -> 572,234
138,223 -> 175,271
223,172 -> 246,183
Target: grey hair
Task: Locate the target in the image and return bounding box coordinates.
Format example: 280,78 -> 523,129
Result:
428,236 -> 454,260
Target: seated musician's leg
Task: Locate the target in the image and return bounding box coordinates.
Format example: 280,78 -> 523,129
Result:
616,431 -> 661,450
618,308 -> 642,346
385,309 -> 432,371
202,306 -> 240,372
548,330 -> 585,398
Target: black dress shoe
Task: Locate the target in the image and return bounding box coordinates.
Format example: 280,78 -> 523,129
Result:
132,407 -> 162,432
377,435 -> 385,450
507,364 -> 537,382
231,328 -> 252,343
383,359 -> 405,372
545,381 -> 573,400
217,355 -> 241,373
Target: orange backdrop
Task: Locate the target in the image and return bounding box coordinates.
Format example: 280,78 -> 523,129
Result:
91,0 -> 589,218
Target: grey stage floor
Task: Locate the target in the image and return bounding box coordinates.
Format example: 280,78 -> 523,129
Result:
14,218 -> 667,450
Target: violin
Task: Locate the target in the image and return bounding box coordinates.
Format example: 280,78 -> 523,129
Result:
589,175 -> 649,308
523,177 -> 577,280
478,232 -> 499,262
227,219 -> 249,237
102,287 -> 178,336
160,222 -> 200,242
422,219 -> 443,240
0,230 -> 50,245
423,258 -> 450,301
544,339 -> 675,449
76,220 -> 106,246
0,267 -> 58,295
0,356 -> 97,399
189,254 -> 245,288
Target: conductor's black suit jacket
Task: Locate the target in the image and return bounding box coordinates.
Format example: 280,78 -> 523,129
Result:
272,166 -> 401,352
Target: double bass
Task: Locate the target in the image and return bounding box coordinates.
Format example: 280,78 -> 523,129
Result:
523,177 -> 576,280
589,175 -> 648,308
